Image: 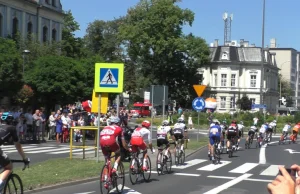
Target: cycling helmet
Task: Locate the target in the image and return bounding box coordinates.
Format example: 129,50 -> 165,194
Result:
109,117 -> 120,125
177,118 -> 185,123
240,121 -> 244,125
142,120 -> 151,128
162,120 -> 169,126
1,112 -> 14,125
273,120 -> 277,123
231,120 -> 237,124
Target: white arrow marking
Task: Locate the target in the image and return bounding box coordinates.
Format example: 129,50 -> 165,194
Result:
285,149 -> 300,154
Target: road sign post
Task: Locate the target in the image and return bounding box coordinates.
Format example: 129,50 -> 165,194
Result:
192,85 -> 207,142
192,97 -> 206,141
94,63 -> 124,162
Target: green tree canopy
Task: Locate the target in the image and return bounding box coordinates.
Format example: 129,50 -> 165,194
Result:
0,38 -> 23,98
118,0 -> 210,100
25,56 -> 86,108
236,96 -> 252,111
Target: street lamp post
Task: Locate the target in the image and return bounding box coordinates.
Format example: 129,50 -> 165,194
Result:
259,0 -> 266,113
22,49 -> 30,74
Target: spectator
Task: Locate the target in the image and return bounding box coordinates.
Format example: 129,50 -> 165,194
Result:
48,112 -> 56,140
33,109 -> 41,141
24,109 -> 33,140
55,113 -> 62,143
188,115 -> 193,130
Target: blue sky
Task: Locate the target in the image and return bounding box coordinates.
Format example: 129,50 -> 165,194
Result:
60,0 -> 300,50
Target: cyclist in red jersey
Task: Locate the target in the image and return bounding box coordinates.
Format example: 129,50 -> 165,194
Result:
100,116 -> 128,174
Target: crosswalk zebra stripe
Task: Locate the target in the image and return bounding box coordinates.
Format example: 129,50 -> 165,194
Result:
49,148 -> 95,154
26,147 -> 71,154
5,147 -> 56,153
2,146 -> 36,151
260,165 -> 282,176
197,161 -> 231,171
172,159 -> 207,169
229,163 -> 259,174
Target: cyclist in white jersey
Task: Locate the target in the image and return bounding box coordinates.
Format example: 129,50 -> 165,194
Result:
282,122 -> 291,138
259,123 -> 268,139
173,118 -> 188,154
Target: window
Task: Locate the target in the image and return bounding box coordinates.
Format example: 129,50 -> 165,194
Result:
230,97 -> 235,108
221,74 -> 227,87
52,0 -> 56,6
27,22 -> 32,40
45,0 -> 50,4
52,29 -> 57,41
231,74 -> 236,87
0,14 -> 2,37
214,74 -> 217,86
250,98 -> 256,104
221,52 -> 228,60
43,26 -> 48,42
250,75 -> 256,87
12,17 -> 18,40
220,97 -> 226,109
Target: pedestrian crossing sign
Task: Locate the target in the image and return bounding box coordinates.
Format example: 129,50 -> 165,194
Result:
94,63 -> 124,93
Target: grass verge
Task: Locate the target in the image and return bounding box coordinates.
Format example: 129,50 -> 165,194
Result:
14,158 -> 129,191
184,137 -> 208,150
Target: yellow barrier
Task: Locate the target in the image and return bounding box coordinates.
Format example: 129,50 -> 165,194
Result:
69,126 -> 104,159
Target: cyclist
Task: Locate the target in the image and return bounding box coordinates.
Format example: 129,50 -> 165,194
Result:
281,122 -> 291,140
237,121 -> 244,149
173,118 -> 187,153
99,116 -> 128,176
209,120 -> 222,162
208,120 -> 216,158
226,120 -> 239,152
268,120 -> 276,141
291,122 -> 300,141
0,113 -> 29,191
246,125 -> 257,144
259,122 -> 268,142
220,121 -> 227,147
130,120 -> 154,171
156,120 -> 174,170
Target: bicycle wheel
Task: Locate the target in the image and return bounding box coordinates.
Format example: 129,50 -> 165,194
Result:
156,152 -> 163,175
3,173 -> 23,194
100,165 -> 110,194
180,148 -> 185,165
129,157 -> 139,185
142,155 -> 151,182
165,150 -> 172,173
174,147 -> 179,165
114,161 -> 125,193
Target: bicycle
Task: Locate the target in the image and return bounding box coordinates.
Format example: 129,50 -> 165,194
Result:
212,138 -> 221,164
245,133 -> 255,149
129,147 -> 152,184
228,136 -> 237,158
2,159 -> 30,194
264,132 -> 271,144
157,142 -> 174,175
289,133 -> 297,144
174,139 -> 186,166
279,132 -> 289,145
100,147 -> 125,194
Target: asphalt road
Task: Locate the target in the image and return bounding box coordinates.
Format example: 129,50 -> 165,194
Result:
31,135 -> 300,194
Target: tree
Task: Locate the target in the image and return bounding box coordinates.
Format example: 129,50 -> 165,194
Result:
0,38 -> 23,98
25,56 -> 87,110
14,84 -> 34,105
236,96 -> 252,111
118,0 -> 209,101
61,10 -> 86,58
84,18 -> 124,61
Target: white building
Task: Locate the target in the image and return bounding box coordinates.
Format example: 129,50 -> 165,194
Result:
200,39 -> 279,113
268,38 -> 300,108
0,0 -> 64,42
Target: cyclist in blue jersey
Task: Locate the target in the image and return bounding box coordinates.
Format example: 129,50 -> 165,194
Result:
209,120 -> 222,162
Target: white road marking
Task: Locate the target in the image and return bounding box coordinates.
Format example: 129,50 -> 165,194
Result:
229,163 -> 259,174
260,165 -> 281,176
49,148 -> 95,154
204,174 -> 252,194
174,173 -> 200,177
172,159 -> 207,169
110,186 -> 141,194
208,175 -> 272,183
197,161 -> 231,171
26,147 -> 70,154
2,146 -> 36,151
259,140 -> 278,164
73,192 -> 95,194
5,147 -> 56,153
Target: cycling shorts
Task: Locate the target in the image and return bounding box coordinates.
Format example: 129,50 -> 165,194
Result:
157,139 -> 169,148
238,130 -> 242,138
100,141 -> 120,157
174,133 -> 184,141
267,128 -> 273,133
248,130 -> 255,136
0,148 -> 10,167
209,133 -> 220,145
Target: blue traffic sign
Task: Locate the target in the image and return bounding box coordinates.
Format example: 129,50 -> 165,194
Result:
100,68 -> 119,88
192,97 -> 206,112
251,104 -> 266,109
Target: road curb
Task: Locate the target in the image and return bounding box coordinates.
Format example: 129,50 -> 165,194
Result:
25,145 -> 207,194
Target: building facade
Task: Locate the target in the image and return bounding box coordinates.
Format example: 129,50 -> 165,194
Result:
0,0 -> 64,42
200,40 -> 279,113
268,38 -> 300,108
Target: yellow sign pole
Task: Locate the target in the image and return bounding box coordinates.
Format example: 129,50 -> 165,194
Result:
97,93 -> 101,163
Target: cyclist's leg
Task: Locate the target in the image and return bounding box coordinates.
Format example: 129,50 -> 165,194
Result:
209,135 -> 215,160
0,149 -> 12,190
111,142 -> 121,172
140,142 -> 148,170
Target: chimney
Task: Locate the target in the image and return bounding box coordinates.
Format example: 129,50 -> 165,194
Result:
244,41 -> 249,47
213,39 -> 219,47
270,38 -> 276,48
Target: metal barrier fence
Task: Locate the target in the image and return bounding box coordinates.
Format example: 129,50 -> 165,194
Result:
69,126 -> 104,160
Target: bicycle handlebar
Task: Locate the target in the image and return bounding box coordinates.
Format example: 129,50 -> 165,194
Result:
10,159 -> 30,171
